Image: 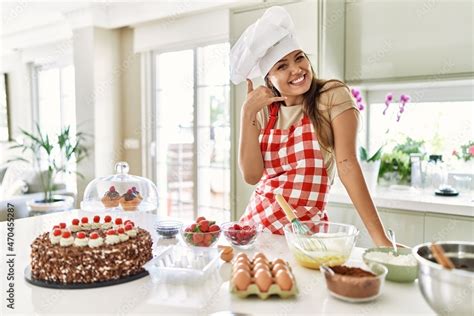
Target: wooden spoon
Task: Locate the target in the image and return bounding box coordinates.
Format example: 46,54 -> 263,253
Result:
430,243 -> 455,270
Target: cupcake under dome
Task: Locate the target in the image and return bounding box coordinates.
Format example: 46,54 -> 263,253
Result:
81,161 -> 159,213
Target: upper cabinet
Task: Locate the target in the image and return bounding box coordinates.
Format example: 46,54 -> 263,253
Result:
345,1 -> 474,82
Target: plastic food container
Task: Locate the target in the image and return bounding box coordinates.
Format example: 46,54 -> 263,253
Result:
143,245 -> 223,308
320,261 -> 387,303
144,245 -> 220,284
155,220 -> 183,239
81,161 -> 158,213
283,221 -> 358,269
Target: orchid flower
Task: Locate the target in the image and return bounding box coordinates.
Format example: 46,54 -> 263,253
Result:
397,94 -> 410,121
383,93 -> 393,115
351,87 -> 365,111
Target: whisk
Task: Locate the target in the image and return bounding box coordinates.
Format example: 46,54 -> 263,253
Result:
276,194 -> 327,252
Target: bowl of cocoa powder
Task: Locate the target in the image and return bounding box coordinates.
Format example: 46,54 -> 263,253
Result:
320,262 -> 388,303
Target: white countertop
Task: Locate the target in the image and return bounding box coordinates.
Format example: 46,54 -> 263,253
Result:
328,182 -> 474,217
1,210 -> 434,315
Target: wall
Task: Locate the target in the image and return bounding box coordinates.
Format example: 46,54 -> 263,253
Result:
73,27 -> 96,200
73,27 -> 123,201
93,27 -> 122,177
318,0 -> 345,80
133,9 -> 230,53
120,27 -> 142,176
0,53 -> 33,164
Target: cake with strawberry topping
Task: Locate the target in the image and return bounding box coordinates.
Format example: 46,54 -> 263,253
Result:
30,215 -> 152,284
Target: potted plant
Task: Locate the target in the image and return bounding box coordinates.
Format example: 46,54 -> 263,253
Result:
378,137 -> 426,186
9,124 -> 89,214
359,146 -> 383,193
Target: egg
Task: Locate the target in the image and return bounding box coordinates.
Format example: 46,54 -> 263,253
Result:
234,262 -> 251,273
221,252 -> 234,262
272,258 -> 286,267
252,257 -> 269,267
253,252 -> 268,262
253,262 -> 270,273
232,269 -> 252,291
275,269 -> 293,291
218,245 -> 233,255
235,257 -> 250,266
254,269 -> 273,292
271,263 -> 288,275
235,253 -> 249,261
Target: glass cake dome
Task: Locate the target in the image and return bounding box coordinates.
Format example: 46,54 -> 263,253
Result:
81,161 -> 158,213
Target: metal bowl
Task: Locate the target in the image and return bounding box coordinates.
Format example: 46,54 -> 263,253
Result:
412,241 -> 474,315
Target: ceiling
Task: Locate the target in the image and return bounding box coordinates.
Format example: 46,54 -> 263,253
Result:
1,2 -> 93,36
0,1 -> 257,36
0,0 -> 259,54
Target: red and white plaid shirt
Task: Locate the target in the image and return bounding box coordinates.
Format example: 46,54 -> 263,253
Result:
241,103 -> 330,235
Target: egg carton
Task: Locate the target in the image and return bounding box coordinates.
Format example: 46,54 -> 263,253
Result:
229,262 -> 298,299
144,245 -> 220,285
230,282 -> 298,299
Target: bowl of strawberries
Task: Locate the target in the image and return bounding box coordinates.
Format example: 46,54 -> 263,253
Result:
181,216 -> 221,247
221,221 -> 259,249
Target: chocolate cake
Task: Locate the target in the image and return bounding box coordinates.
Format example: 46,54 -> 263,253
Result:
30,215 -> 153,284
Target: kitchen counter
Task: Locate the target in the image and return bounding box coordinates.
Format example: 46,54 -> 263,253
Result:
1,210 -> 434,315
329,182 -> 474,218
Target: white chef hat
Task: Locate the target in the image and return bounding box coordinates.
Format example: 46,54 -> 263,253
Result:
230,6 -> 301,85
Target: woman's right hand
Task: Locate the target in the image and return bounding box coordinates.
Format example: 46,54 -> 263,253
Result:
243,79 -> 287,116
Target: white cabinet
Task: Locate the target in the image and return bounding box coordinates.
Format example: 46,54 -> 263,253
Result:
328,203 -> 425,248
328,203 -> 372,248
377,208 -> 425,247
328,201 -> 474,248
424,213 -> 474,242
345,1 -> 474,81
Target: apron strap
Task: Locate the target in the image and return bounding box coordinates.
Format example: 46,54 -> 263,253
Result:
263,102 -> 280,134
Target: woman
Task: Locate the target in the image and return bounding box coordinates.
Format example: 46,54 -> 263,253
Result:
230,6 -> 394,246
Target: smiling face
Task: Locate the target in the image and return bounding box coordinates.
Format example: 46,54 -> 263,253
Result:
266,50 -> 313,105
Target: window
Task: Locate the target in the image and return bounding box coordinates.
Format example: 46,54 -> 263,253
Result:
364,84 -> 474,170
153,43 -> 231,222
34,64 -> 77,189
36,65 -> 76,137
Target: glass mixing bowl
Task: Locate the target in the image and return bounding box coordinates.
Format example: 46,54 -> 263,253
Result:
283,221 -> 359,269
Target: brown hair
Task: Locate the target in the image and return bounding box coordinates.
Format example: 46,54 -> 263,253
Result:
265,61 -> 348,152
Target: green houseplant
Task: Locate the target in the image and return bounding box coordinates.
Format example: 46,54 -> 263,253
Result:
9,124 -> 88,208
379,137 -> 425,185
